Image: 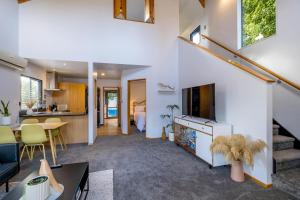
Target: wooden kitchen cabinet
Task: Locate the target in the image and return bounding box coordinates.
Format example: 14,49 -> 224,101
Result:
52,82 -> 86,113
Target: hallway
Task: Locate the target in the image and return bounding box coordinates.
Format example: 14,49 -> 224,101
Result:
97,119 -> 122,136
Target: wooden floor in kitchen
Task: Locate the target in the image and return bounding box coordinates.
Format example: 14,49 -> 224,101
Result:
97,118 -> 122,136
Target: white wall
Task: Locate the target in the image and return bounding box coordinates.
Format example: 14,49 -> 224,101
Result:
180,0 -> 237,50
19,0 -> 180,138
0,0 -> 19,123
97,79 -> 121,125
130,80 -> 146,115
179,39 -> 273,184
0,0 -> 19,54
0,66 -> 20,124
179,0 -> 204,38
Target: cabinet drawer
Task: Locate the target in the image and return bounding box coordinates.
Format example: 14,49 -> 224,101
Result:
174,118 -> 189,127
175,118 -> 213,135
189,123 -> 213,135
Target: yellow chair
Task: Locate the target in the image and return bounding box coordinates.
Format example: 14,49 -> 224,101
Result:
0,126 -> 17,144
20,125 -> 48,161
45,118 -> 67,151
22,118 -> 39,124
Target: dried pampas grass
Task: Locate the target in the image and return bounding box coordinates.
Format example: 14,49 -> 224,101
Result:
210,134 -> 266,166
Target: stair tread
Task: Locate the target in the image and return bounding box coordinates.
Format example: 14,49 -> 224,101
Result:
273,124 -> 280,129
274,149 -> 300,162
273,135 -> 295,143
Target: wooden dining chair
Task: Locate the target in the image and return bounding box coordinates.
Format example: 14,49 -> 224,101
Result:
21,118 -> 39,124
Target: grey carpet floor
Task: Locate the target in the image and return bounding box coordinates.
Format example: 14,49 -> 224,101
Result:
1,131 -> 298,200
273,168 -> 300,199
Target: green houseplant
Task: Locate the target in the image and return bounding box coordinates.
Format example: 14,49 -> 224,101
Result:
210,134 -> 266,182
0,100 -> 11,125
160,104 -> 179,142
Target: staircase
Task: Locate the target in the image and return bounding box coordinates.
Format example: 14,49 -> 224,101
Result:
272,124 -> 300,199
273,124 -> 300,172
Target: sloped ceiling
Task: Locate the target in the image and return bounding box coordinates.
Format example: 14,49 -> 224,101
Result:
18,0 -> 30,4
199,0 -> 205,8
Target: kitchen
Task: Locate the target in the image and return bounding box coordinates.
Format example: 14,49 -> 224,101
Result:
18,59 -> 89,144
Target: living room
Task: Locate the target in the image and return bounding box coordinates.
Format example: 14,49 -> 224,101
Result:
0,0 -> 299,199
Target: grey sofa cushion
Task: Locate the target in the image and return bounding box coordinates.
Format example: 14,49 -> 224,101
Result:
0,162 -> 18,183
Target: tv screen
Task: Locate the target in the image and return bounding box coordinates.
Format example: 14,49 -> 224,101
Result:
182,84 -> 215,120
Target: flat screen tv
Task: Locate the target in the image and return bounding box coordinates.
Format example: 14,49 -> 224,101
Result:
182,83 -> 215,120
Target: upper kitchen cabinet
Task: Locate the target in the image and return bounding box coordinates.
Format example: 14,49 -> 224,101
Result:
52,82 -> 86,113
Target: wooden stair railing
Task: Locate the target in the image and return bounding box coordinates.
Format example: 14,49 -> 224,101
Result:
178,36 -> 275,83
201,34 -> 300,90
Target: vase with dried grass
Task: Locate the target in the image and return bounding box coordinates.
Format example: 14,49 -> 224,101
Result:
25,100 -> 36,115
210,134 -> 266,182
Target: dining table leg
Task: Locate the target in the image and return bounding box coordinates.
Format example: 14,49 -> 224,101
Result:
48,130 -> 56,165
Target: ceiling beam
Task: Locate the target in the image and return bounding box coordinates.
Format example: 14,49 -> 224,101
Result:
199,0 -> 205,8
18,0 -> 30,4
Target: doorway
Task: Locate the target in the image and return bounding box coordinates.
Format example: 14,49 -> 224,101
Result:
104,89 -> 118,119
98,87 -> 121,136
127,79 -> 146,134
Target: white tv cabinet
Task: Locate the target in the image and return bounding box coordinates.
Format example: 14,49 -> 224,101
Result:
174,116 -> 232,168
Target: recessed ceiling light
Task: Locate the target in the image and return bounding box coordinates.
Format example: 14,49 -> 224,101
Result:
63,63 -> 67,66
101,73 -> 105,76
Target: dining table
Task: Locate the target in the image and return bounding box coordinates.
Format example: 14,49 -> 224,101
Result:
13,122 -> 68,166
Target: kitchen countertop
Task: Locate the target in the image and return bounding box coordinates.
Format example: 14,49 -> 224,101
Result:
20,111 -> 87,117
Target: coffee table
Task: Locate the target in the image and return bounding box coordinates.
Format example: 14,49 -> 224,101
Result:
3,162 -> 89,200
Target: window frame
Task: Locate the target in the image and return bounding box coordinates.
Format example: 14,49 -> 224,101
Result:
20,75 -> 43,110
190,25 -> 201,45
240,0 -> 276,48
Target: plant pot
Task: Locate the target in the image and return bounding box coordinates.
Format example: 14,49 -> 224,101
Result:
0,116 -> 11,125
162,127 -> 167,142
231,160 -> 245,182
27,108 -> 33,115
169,132 -> 175,142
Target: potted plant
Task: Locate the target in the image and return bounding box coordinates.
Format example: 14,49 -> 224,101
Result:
160,104 -> 179,142
25,100 -> 36,115
0,100 -> 11,125
210,134 -> 266,182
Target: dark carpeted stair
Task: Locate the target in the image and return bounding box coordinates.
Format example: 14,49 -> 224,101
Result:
273,135 -> 295,151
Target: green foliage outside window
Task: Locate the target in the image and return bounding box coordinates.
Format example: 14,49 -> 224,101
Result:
242,0 -> 276,47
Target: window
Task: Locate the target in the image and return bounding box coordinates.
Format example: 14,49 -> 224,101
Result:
114,0 -> 154,24
190,26 -> 201,44
241,0 -> 276,47
21,75 -> 42,110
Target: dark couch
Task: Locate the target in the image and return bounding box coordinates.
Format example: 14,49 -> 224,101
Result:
0,143 -> 20,192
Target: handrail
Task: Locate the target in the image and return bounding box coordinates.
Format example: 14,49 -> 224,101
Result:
178,36 -> 275,83
201,34 -> 300,90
